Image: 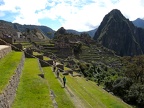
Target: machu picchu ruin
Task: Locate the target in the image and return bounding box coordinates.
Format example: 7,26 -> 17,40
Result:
1,8 -> 144,108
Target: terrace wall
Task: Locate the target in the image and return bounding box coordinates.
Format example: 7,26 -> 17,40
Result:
0,53 -> 25,108
0,46 -> 11,59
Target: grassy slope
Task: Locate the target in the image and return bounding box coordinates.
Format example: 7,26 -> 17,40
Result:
43,67 -> 75,108
12,58 -> 53,108
0,51 -> 22,93
65,73 -> 132,108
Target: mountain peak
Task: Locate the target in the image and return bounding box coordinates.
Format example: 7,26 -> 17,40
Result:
93,9 -> 144,56
133,18 -> 144,28
55,27 -> 66,35
104,9 -> 125,22
109,9 -> 122,14
134,18 -> 144,21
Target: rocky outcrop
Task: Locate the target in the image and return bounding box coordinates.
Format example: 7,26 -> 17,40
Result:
0,53 -> 25,108
55,27 -> 66,35
93,9 -> 144,56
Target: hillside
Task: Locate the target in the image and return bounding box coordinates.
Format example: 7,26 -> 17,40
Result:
0,47 -> 132,108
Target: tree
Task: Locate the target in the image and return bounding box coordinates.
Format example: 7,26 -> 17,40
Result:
126,84 -> 144,107
125,56 -> 144,83
112,77 -> 132,98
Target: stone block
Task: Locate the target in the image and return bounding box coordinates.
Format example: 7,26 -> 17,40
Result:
56,64 -> 64,72
35,55 -> 43,60
65,70 -> 73,76
12,44 -> 22,51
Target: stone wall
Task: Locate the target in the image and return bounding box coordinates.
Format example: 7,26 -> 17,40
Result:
0,53 -> 25,108
0,46 -> 12,59
12,44 -> 23,51
37,59 -> 45,78
39,59 -> 53,67
0,38 -> 13,45
24,48 -> 33,58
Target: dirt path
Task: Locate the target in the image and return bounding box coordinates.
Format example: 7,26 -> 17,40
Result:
64,85 -> 86,108
52,67 -> 86,108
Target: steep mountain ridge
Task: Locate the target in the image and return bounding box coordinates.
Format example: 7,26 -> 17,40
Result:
93,9 -> 144,56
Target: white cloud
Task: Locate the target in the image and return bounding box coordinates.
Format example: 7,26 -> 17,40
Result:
113,0 -> 144,20
0,0 -> 144,31
0,11 -> 5,17
12,0 -> 48,24
0,0 -> 48,24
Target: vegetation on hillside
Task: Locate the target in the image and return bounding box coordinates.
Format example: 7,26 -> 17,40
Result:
44,28 -> 144,107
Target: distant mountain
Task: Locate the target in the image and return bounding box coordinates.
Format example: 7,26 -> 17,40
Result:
93,9 -> 144,56
13,23 -> 55,39
87,28 -> 97,37
66,28 -> 97,37
66,29 -> 81,35
0,20 -> 52,41
0,19 -> 97,38
132,18 -> 144,28
0,20 -> 55,39
0,20 -> 18,38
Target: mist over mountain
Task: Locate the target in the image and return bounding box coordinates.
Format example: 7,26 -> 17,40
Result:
93,9 -> 144,56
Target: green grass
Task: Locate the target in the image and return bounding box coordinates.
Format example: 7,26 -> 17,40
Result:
64,67 -> 71,70
65,74 -> 132,108
43,67 -> 75,108
12,58 -> 53,108
33,51 -> 42,56
0,51 -> 23,93
43,56 -> 51,60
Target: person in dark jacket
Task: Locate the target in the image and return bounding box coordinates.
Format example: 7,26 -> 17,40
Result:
63,76 -> 66,87
56,68 -> 60,78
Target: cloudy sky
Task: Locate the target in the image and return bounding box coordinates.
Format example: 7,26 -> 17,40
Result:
0,0 -> 144,31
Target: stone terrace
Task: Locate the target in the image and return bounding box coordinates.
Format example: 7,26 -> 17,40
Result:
0,45 -> 11,59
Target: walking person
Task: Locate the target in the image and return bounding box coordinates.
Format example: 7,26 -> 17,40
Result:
63,76 -> 66,88
53,60 -> 56,72
56,68 -> 60,78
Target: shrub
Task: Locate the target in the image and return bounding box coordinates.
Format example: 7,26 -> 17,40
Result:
125,84 -> 144,107
112,77 -> 132,97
